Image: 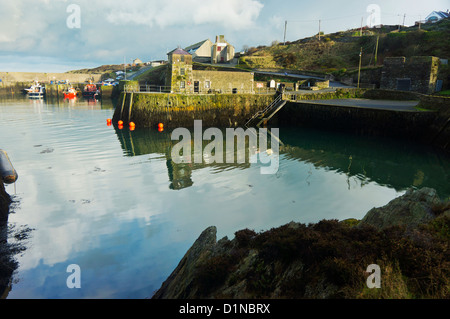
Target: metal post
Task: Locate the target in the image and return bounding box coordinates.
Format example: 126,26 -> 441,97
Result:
318,20 -> 321,40
357,47 -> 362,88
374,36 -> 379,66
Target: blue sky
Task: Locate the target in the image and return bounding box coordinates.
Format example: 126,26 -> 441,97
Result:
0,0 -> 448,72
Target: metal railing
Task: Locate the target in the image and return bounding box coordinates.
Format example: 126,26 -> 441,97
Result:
124,84 -> 258,95
245,94 -> 283,127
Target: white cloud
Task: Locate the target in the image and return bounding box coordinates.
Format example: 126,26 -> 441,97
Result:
105,0 -> 264,30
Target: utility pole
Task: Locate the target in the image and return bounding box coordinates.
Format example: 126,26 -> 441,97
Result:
360,17 -> 363,36
357,47 -> 362,88
318,20 -> 321,40
402,14 -> 406,27
124,56 -> 127,81
374,35 -> 379,66
284,20 -> 287,45
419,15 -> 422,30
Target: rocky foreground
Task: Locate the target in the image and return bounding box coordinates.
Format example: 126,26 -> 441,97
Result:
152,188 -> 449,299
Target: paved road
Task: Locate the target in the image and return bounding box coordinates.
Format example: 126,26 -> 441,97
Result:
255,70 -> 349,88
127,65 -> 154,80
300,98 -> 420,111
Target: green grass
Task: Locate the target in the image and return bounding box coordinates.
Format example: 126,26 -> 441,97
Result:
437,89 -> 450,96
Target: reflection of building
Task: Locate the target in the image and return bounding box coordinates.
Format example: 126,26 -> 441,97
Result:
166,160 -> 194,190
380,56 -> 440,94
165,47 -> 254,94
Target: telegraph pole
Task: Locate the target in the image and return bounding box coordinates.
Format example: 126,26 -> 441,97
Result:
283,20 -> 287,45
357,47 -> 362,88
374,35 -> 379,65
403,14 -> 406,27
318,20 -> 321,40
360,17 -> 363,36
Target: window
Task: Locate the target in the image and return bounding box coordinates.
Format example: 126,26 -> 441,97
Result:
180,68 -> 185,76
181,55 -> 185,62
217,46 -> 222,52
180,81 -> 185,89
205,81 -> 211,89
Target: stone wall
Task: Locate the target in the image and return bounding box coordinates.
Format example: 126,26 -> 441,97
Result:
380,56 -> 440,94
0,71 -> 101,84
276,101 -> 437,141
192,70 -> 254,94
113,92 -> 277,128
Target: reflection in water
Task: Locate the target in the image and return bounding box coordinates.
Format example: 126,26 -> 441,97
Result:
2,97 -> 450,299
115,125 -> 450,197
115,126 -> 281,190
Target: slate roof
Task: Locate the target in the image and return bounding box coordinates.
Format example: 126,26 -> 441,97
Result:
167,48 -> 191,56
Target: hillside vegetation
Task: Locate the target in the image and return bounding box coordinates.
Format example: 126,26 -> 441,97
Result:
240,19 -> 450,74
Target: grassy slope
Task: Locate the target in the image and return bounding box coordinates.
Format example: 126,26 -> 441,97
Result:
241,19 -> 450,74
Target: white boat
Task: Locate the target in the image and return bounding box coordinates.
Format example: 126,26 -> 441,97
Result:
24,81 -> 45,98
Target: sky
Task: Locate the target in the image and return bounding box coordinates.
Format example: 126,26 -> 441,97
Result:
0,0 -> 448,72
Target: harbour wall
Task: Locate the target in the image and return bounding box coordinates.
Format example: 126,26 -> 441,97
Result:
276,93 -> 450,153
0,72 -> 102,84
112,93 -> 277,128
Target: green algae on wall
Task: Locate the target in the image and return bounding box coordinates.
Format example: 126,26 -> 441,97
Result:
113,93 -> 277,128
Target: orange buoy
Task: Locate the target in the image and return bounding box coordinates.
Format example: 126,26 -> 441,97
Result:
118,120 -> 123,125
158,123 -> 164,129
129,122 -> 135,128
130,126 -> 135,131
118,124 -> 123,130
158,127 -> 164,132
106,118 -> 112,125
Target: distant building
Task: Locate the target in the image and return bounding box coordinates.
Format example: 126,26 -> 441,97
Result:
185,39 -> 214,63
425,10 -> 450,23
211,35 -> 235,64
132,58 -> 143,66
165,47 -> 253,94
380,56 -> 440,94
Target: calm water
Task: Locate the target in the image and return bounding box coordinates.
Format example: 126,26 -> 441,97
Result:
1,96 -> 449,299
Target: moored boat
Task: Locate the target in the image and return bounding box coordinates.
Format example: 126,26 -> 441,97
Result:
82,83 -> 101,99
63,87 -> 78,99
24,81 -> 45,98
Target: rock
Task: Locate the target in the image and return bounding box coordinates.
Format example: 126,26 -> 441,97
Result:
0,178 -> 11,224
358,187 -> 442,230
152,226 -> 217,299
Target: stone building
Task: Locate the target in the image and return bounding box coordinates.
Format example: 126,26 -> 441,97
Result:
185,39 -> 214,63
165,48 -> 194,94
165,48 -> 254,94
211,35 -> 235,64
380,56 -> 440,94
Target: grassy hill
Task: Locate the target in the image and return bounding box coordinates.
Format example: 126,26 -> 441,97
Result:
240,19 -> 450,75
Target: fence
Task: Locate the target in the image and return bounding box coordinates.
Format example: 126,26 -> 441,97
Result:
124,84 -> 259,95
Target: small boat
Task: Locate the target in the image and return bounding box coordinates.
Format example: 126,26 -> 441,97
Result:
24,81 -> 45,98
0,150 -> 18,184
82,83 -> 101,99
63,87 -> 78,99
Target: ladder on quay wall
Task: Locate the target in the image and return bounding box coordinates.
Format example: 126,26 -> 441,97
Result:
245,94 -> 287,127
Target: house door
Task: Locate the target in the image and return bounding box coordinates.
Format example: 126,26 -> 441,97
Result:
194,81 -> 199,93
396,79 -> 411,91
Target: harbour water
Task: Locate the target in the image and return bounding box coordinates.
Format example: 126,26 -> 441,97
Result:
1,96 -> 449,298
